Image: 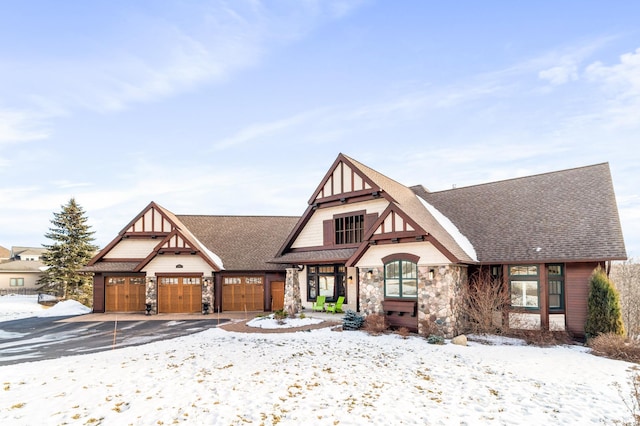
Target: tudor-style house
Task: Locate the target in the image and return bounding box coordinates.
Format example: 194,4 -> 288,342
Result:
87,153 -> 626,339
272,153 -> 627,338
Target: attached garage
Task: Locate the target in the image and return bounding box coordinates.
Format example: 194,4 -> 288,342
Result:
105,276 -> 146,312
222,276 -> 264,311
157,276 -> 203,313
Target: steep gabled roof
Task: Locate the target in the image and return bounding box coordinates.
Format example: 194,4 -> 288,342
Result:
87,202 -> 225,272
275,153 -> 477,264
343,155 -> 476,263
413,163 -> 627,263
177,215 -> 299,271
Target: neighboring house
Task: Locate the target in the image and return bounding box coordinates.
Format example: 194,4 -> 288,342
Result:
0,245 -> 10,263
0,246 -> 47,293
85,202 -> 298,314
10,246 -> 46,261
86,153 -> 627,338
272,154 -> 627,338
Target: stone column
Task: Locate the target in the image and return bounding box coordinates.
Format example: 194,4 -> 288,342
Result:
284,267 -> 302,314
145,276 -> 157,314
359,267 -> 383,315
202,275 -> 214,314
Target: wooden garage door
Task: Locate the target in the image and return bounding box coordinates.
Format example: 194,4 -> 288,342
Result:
222,276 -> 264,311
105,277 -> 146,312
158,277 -> 202,313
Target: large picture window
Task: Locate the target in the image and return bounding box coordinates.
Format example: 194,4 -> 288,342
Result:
307,265 -> 345,303
335,214 -> 364,245
384,260 -> 418,298
509,265 -> 539,308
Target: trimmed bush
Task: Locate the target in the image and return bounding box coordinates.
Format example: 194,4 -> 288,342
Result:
585,266 -> 625,338
342,309 -> 365,331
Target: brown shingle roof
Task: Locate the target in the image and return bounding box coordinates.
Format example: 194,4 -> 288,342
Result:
177,215 -> 299,271
274,248 -> 358,264
412,163 -> 627,263
344,155 -> 476,262
82,262 -> 140,273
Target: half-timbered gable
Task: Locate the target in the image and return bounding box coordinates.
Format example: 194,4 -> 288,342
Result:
87,201 -> 297,315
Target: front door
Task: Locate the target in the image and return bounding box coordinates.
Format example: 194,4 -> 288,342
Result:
271,281 -> 285,311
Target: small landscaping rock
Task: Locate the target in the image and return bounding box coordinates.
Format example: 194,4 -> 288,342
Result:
452,335 -> 468,346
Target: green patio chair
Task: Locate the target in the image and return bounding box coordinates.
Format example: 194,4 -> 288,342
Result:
312,295 -> 326,312
325,296 -> 345,313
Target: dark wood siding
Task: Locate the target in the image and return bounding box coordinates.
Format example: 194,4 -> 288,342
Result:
565,262 -> 599,337
93,274 -> 105,313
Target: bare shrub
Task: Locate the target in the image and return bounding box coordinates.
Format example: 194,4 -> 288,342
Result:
611,259 -> 640,340
505,328 -> 574,347
363,313 -> 388,335
458,268 -> 511,334
419,318 -> 443,338
589,333 -> 640,364
396,327 -> 410,339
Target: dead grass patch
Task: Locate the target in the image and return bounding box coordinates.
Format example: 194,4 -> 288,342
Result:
588,333 -> 640,364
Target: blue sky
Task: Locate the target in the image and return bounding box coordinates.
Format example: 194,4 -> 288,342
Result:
1,1 -> 639,258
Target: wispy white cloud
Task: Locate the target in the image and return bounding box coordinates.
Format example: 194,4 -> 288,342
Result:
538,64 -> 578,85
0,109 -> 50,144
584,47 -> 640,127
212,109 -> 325,150
2,0 -> 366,124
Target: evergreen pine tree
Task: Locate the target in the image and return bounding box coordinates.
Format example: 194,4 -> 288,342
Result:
585,266 -> 625,338
38,198 -> 98,306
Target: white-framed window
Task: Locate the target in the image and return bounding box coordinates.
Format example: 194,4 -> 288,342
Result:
509,265 -> 539,308
10,278 -> 24,287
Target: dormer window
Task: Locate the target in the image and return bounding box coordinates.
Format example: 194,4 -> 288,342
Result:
335,214 -> 364,245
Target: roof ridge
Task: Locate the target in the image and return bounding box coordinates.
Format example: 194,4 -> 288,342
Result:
427,162 -> 610,194
175,214 -> 300,219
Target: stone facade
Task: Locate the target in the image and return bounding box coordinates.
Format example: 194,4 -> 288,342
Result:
358,267 -> 384,315
145,277 -> 157,314
284,268 -> 302,314
202,276 -> 214,314
357,264 -> 467,338
417,264 -> 467,338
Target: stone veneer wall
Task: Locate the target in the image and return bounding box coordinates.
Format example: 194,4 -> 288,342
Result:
417,265 -> 467,338
359,268 -> 384,315
145,277 -> 157,314
284,268 -> 302,314
202,276 -> 214,313
358,264 -> 467,338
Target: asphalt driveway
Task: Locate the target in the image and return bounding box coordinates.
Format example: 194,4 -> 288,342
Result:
0,315 -> 228,366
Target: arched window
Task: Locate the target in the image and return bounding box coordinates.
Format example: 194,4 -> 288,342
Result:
384,259 -> 418,298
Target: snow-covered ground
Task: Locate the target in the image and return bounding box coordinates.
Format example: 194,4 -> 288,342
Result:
0,294 -> 90,322
0,295 -> 637,425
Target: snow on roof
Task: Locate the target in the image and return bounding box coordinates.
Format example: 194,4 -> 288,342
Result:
416,194 -> 478,262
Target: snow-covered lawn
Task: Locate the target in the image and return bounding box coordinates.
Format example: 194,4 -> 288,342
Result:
0,294 -> 90,322
0,295 -> 637,425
